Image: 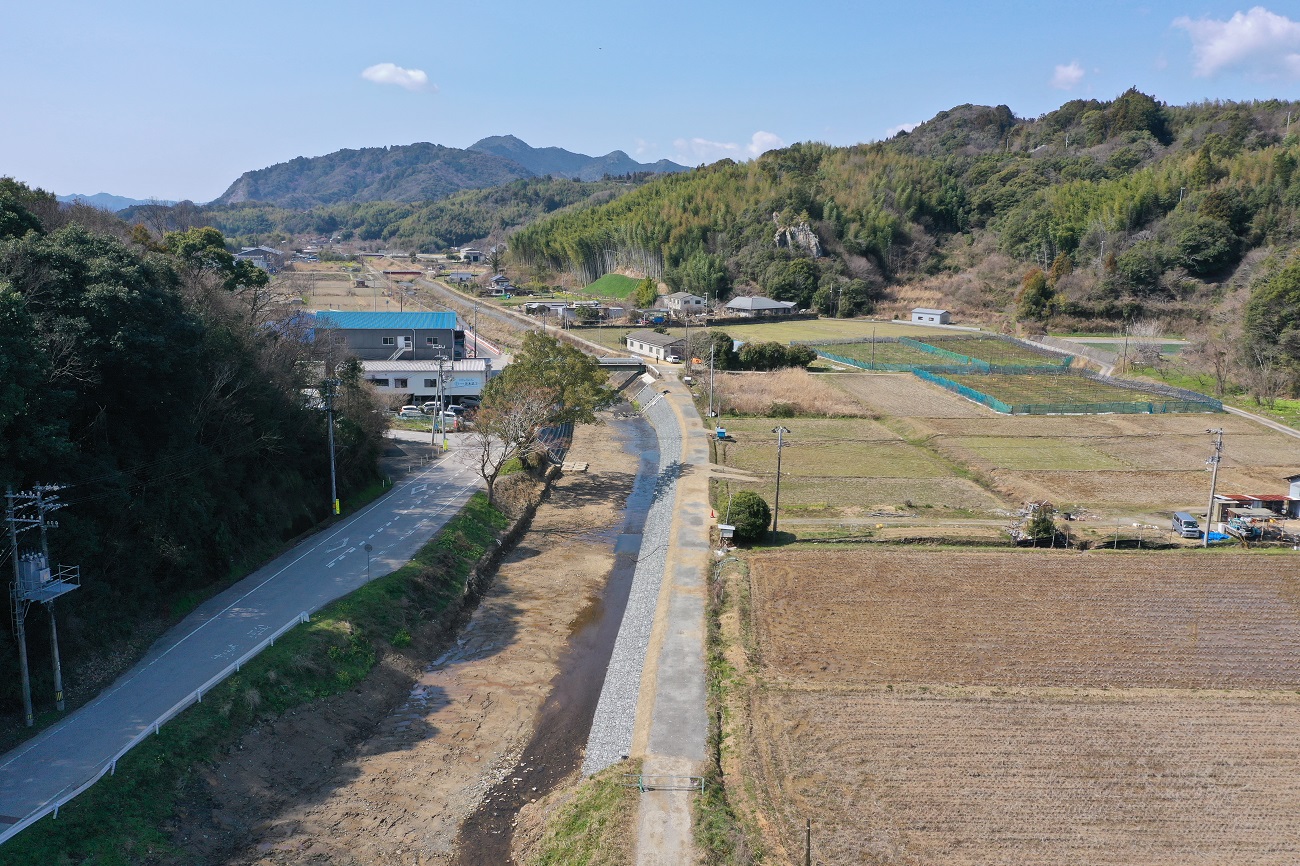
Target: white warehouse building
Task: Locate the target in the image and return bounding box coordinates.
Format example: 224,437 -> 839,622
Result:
360,358 -> 499,403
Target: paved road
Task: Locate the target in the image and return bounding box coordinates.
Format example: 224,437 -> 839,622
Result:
632,379 -> 710,866
0,450 -> 482,839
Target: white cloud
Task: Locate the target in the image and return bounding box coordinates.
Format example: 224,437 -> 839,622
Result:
1173,6 -> 1300,78
885,121 -> 920,137
1050,61 -> 1086,90
673,131 -> 785,164
746,131 -> 784,156
361,62 -> 435,92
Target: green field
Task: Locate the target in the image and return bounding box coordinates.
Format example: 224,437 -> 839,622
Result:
578,273 -> 641,299
811,340 -> 947,368
947,373 -> 1187,407
712,417 -> 1005,517
920,336 -> 1065,366
571,319 -> 962,353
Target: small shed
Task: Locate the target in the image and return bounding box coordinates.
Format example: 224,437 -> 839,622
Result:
911,308 -> 951,324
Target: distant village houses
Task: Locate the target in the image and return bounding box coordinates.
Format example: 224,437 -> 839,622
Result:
234,246 -> 286,273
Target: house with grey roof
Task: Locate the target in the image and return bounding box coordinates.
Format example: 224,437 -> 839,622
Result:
723,296 -> 797,318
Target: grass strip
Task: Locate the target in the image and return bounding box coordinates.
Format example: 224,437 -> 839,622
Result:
696,557 -> 764,865
0,492 -> 508,866
526,759 -> 644,866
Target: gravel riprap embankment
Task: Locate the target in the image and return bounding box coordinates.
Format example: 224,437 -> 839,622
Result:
582,383 -> 683,775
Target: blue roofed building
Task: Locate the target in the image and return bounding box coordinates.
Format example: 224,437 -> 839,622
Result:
314,311 -> 462,361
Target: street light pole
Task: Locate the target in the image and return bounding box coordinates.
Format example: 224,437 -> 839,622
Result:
324,378 -> 341,515
771,426 -> 790,539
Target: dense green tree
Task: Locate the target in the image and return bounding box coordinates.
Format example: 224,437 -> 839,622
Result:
666,251 -> 729,300
726,490 -> 771,543
486,331 -> 617,425
1024,505 -> 1058,546
1017,267 -> 1054,320
0,186 -> 385,715
631,276 -> 659,308
761,258 -> 819,308
735,342 -> 817,371
1244,257 -> 1300,358
1177,217 -> 1239,276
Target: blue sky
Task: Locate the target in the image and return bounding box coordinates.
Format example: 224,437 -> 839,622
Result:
2,0 -> 1298,202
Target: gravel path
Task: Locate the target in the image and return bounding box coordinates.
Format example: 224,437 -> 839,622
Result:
582,383 -> 683,774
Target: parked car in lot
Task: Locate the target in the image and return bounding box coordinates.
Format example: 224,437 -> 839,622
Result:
420,402 -> 441,414
397,405 -> 423,418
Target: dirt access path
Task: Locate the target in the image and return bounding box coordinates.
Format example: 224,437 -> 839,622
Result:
205,421 -> 639,866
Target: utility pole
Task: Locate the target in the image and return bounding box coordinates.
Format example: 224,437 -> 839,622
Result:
771,426 -> 790,539
6,484 -> 79,725
34,486 -> 66,712
684,305 -> 691,375
805,818 -> 812,866
708,341 -> 716,417
6,486 -> 32,727
1204,429 -> 1224,548
323,378 -> 341,515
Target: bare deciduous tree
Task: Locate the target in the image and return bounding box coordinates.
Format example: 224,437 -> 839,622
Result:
463,384 -> 557,504
1185,327 -> 1235,398
1242,345 -> 1286,408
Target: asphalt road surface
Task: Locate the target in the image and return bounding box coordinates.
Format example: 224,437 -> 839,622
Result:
0,451 -> 482,838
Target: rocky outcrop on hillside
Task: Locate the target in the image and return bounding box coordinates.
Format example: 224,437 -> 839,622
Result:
774,216 -> 822,257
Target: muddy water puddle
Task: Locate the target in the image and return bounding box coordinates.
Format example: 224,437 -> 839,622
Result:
451,405 -> 658,864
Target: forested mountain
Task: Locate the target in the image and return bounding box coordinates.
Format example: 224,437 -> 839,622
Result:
0,180 -> 384,718
212,143 -> 534,208
509,92 -> 1300,338
209,136 -> 685,210
468,134 -> 687,181
55,192 -> 173,212
124,176 -> 641,252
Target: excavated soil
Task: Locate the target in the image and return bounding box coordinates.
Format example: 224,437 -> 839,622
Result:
173,420 -> 638,866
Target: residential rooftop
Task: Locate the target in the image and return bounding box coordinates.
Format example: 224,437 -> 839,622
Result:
314,311 -> 458,330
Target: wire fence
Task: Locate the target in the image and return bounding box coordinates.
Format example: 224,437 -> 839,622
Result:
912,368 -> 1223,415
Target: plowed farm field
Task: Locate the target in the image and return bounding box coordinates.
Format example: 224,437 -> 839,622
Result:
740,549 -> 1300,864
752,690 -> 1300,866
753,550 -> 1300,688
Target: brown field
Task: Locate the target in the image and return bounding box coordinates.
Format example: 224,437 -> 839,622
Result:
752,690 -> 1300,866
828,373 -> 993,418
752,550 -> 1300,689
734,549 -> 1300,864
710,369 -> 867,417
715,475 -> 1004,516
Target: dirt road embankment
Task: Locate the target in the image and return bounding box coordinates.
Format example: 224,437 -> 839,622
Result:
192,420 -> 642,866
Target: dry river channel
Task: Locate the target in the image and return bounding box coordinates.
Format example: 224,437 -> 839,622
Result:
452,404 -> 659,863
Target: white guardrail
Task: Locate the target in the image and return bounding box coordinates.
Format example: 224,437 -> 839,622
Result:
0,610 -> 312,846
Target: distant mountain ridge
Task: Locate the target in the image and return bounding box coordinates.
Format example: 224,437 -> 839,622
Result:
468,134 -> 687,181
56,192 -> 175,212
211,136 -> 687,209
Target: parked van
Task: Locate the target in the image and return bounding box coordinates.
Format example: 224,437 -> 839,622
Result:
1172,511 -> 1201,538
